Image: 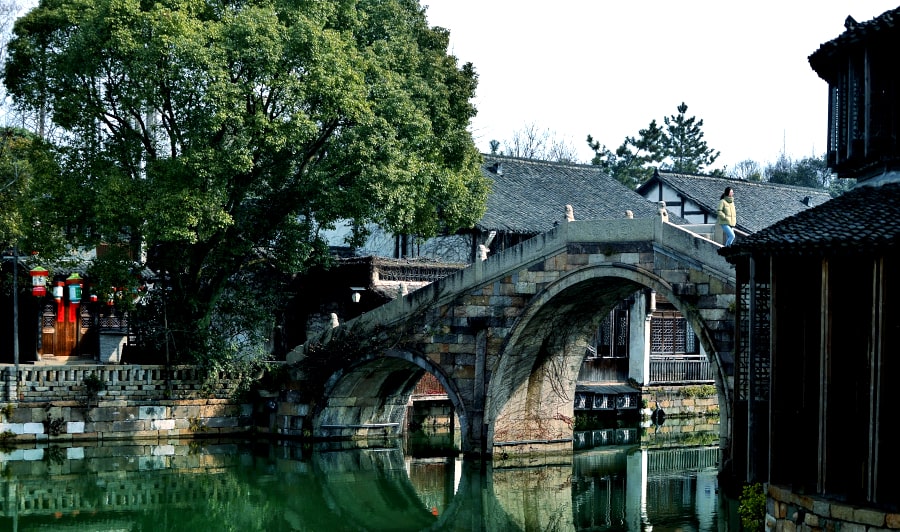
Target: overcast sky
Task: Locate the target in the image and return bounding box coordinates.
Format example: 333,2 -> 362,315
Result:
424,1 -> 899,172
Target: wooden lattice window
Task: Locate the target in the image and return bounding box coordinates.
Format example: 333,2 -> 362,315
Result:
596,307 -> 629,358
650,315 -> 698,355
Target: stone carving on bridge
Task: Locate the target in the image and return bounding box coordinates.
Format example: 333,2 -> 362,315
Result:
657,201 -> 669,223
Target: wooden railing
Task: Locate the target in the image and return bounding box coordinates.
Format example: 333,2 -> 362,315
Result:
648,355 -> 714,384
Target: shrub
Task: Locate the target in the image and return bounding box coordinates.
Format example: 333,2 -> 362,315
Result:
678,385 -> 717,399
739,482 -> 766,531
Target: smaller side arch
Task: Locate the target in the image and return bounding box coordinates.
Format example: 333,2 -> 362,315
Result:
314,349 -> 476,452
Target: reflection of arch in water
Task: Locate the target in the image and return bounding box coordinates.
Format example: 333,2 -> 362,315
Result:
311,445 -> 441,531
404,456 -> 461,518
312,447 -> 523,531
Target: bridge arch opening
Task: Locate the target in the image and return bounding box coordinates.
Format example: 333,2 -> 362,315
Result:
313,349 -> 469,449
487,263 -> 731,452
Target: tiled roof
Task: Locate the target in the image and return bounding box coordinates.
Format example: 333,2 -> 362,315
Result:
638,171 -> 832,234
477,155 -> 665,234
720,181 -> 900,257
808,6 -> 900,77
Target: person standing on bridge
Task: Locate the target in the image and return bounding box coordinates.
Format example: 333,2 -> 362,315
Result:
717,187 -> 737,246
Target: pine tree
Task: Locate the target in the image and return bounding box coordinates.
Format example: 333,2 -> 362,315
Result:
663,102 -> 720,173
588,102 -> 721,187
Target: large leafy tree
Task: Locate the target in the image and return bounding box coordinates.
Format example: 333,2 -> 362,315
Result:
0,127 -> 66,259
3,0 -> 489,360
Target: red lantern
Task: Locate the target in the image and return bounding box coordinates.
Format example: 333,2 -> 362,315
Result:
29,266 -> 49,297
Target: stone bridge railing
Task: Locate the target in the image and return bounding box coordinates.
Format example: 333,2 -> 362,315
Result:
1,364 -> 242,403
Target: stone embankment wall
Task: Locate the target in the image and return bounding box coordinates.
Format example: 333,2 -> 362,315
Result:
641,385 -> 719,418
767,484 -> 900,531
1,365 -> 254,444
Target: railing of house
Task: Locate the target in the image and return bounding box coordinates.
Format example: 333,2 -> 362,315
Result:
648,355 -> 714,384
647,445 -> 721,474
1,365 -> 242,403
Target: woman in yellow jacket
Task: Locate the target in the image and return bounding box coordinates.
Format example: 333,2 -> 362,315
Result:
717,187 -> 736,246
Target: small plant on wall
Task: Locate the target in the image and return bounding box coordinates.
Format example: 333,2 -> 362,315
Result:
739,482 -> 766,531
83,373 -> 105,408
44,413 -> 66,436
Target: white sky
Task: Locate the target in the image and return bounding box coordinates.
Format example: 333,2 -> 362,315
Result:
424,1 -> 900,171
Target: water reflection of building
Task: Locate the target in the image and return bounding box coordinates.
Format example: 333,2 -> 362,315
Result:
404,456 -> 462,520
572,445 -> 723,531
0,436 -> 729,530
575,290 -> 713,421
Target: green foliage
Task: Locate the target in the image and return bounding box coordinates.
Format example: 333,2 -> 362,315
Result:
678,385 -> 717,399
196,352 -> 274,403
188,417 -> 208,433
0,403 -> 13,420
0,127 -> 68,259
0,430 -> 15,450
828,176 -> 856,197
4,0 -> 489,361
82,372 -> 105,408
588,102 -> 719,187
765,153 -> 832,189
739,482 -> 766,531
663,102 -> 720,174
87,245 -> 144,311
43,412 -> 66,436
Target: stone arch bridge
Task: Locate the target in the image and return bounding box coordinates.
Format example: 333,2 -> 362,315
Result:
284,216 -> 736,458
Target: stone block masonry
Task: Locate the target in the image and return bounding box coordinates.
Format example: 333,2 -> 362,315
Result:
0,364 -> 254,444
1,399 -> 253,444
767,484 -> 900,531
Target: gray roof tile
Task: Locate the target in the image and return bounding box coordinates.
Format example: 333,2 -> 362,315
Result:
638,171 -> 832,233
477,155 -> 664,233
809,7 -> 900,77
721,182 -> 900,256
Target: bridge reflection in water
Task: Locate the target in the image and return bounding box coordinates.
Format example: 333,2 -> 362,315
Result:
0,429 -> 736,531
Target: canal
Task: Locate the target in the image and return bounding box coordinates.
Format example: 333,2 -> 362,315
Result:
0,419 -> 739,531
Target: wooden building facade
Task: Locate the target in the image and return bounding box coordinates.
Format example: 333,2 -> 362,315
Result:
722,6 -> 900,517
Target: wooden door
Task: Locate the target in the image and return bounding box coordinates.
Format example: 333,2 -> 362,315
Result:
40,301 -> 85,357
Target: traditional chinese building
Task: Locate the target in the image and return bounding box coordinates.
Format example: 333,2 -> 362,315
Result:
721,6 -> 900,524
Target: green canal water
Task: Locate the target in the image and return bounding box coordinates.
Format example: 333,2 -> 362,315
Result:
0,421 -> 739,531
